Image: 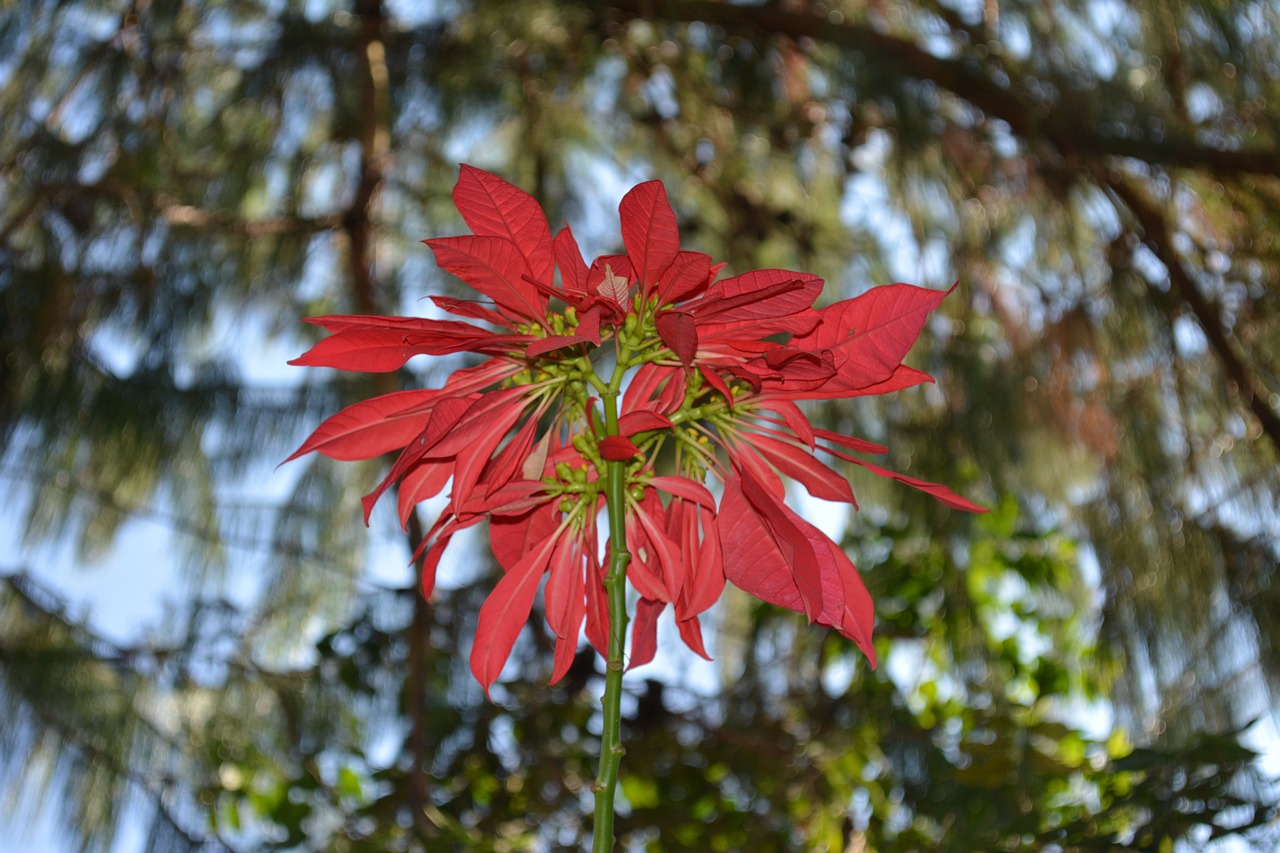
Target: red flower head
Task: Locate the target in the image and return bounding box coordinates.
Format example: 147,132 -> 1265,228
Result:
288,165 -> 985,697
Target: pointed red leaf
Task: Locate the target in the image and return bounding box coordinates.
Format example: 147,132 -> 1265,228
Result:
285,389 -> 440,463
842,455 -> 988,513
799,283 -> 953,388
397,459 -> 454,527
599,435 -> 641,461
677,616 -> 712,661
647,475 -> 716,510
362,395 -> 477,523
430,296 -> 514,328
747,431 -> 856,505
617,411 -> 674,436
811,426 -> 887,455
656,310 -> 698,368
621,364 -> 678,415
758,399 -> 816,448
425,235 -> 545,322
544,533 -> 585,640
689,270 -> 824,337
627,597 -> 664,670
453,164 -> 555,285
470,528 -> 560,698
735,469 -> 824,621
631,496 -> 685,601
490,502 -> 560,574
656,251 -> 712,305
619,180 -> 680,290
584,528 -> 610,656
554,225 -> 589,292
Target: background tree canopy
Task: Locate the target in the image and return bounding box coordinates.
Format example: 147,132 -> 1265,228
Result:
2,0 -> 1278,850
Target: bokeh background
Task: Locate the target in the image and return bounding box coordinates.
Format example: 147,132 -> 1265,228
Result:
3,1 -> 1279,850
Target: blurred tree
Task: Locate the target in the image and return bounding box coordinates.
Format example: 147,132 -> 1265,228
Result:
1,0 -> 1277,851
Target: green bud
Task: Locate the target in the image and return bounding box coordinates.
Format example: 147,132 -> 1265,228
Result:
629,485 -> 646,501
555,462 -> 573,481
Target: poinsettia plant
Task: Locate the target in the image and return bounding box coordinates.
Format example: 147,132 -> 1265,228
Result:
287,165 -> 984,850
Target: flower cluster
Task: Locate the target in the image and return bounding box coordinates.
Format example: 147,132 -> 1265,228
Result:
288,166 -> 984,696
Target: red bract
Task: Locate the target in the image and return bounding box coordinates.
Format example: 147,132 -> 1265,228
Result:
287,165 -> 985,698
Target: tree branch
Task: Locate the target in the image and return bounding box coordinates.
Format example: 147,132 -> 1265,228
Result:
601,0 -> 1279,177
1101,173 -> 1280,456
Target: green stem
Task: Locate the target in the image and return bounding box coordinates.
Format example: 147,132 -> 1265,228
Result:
591,386 -> 630,852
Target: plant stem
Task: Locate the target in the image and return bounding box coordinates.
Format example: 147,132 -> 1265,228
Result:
592,387 -> 630,852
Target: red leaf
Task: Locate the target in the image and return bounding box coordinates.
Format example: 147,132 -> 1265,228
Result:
291,317 -> 529,371
584,528 -> 610,656
453,165 -> 555,285
599,435 -> 641,460
631,495 -> 685,601
682,505 -> 725,616
554,225 -> 589,293
430,296 -> 513,328
647,475 -> 716,510
689,270 -> 824,337
425,236 -> 545,322
285,389 -> 439,463
821,535 -> 876,667
544,533 -> 585,640
655,367 -> 687,414
490,502 -> 559,574
676,616 -> 711,661
655,251 -> 712,305
698,365 -> 733,405
397,459 -> 454,527
288,327 -> 434,373
627,597 -> 664,670
762,362 -> 934,401
619,180 -> 680,290
798,283 -> 953,388
428,386 -> 532,458
841,455 -> 988,513
621,364 -> 678,415
735,469 -> 824,621
719,475 -> 875,662
362,395 -> 477,523
470,528 -> 560,698
656,310 -> 698,368
449,399 -> 535,503
758,399 -> 816,448
811,426 -> 887,455
746,431 -> 856,505
617,411 -> 674,436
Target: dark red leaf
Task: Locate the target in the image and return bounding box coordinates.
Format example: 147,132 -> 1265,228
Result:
599,435 -> 641,460
656,310 -> 698,368
617,411 -> 674,436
